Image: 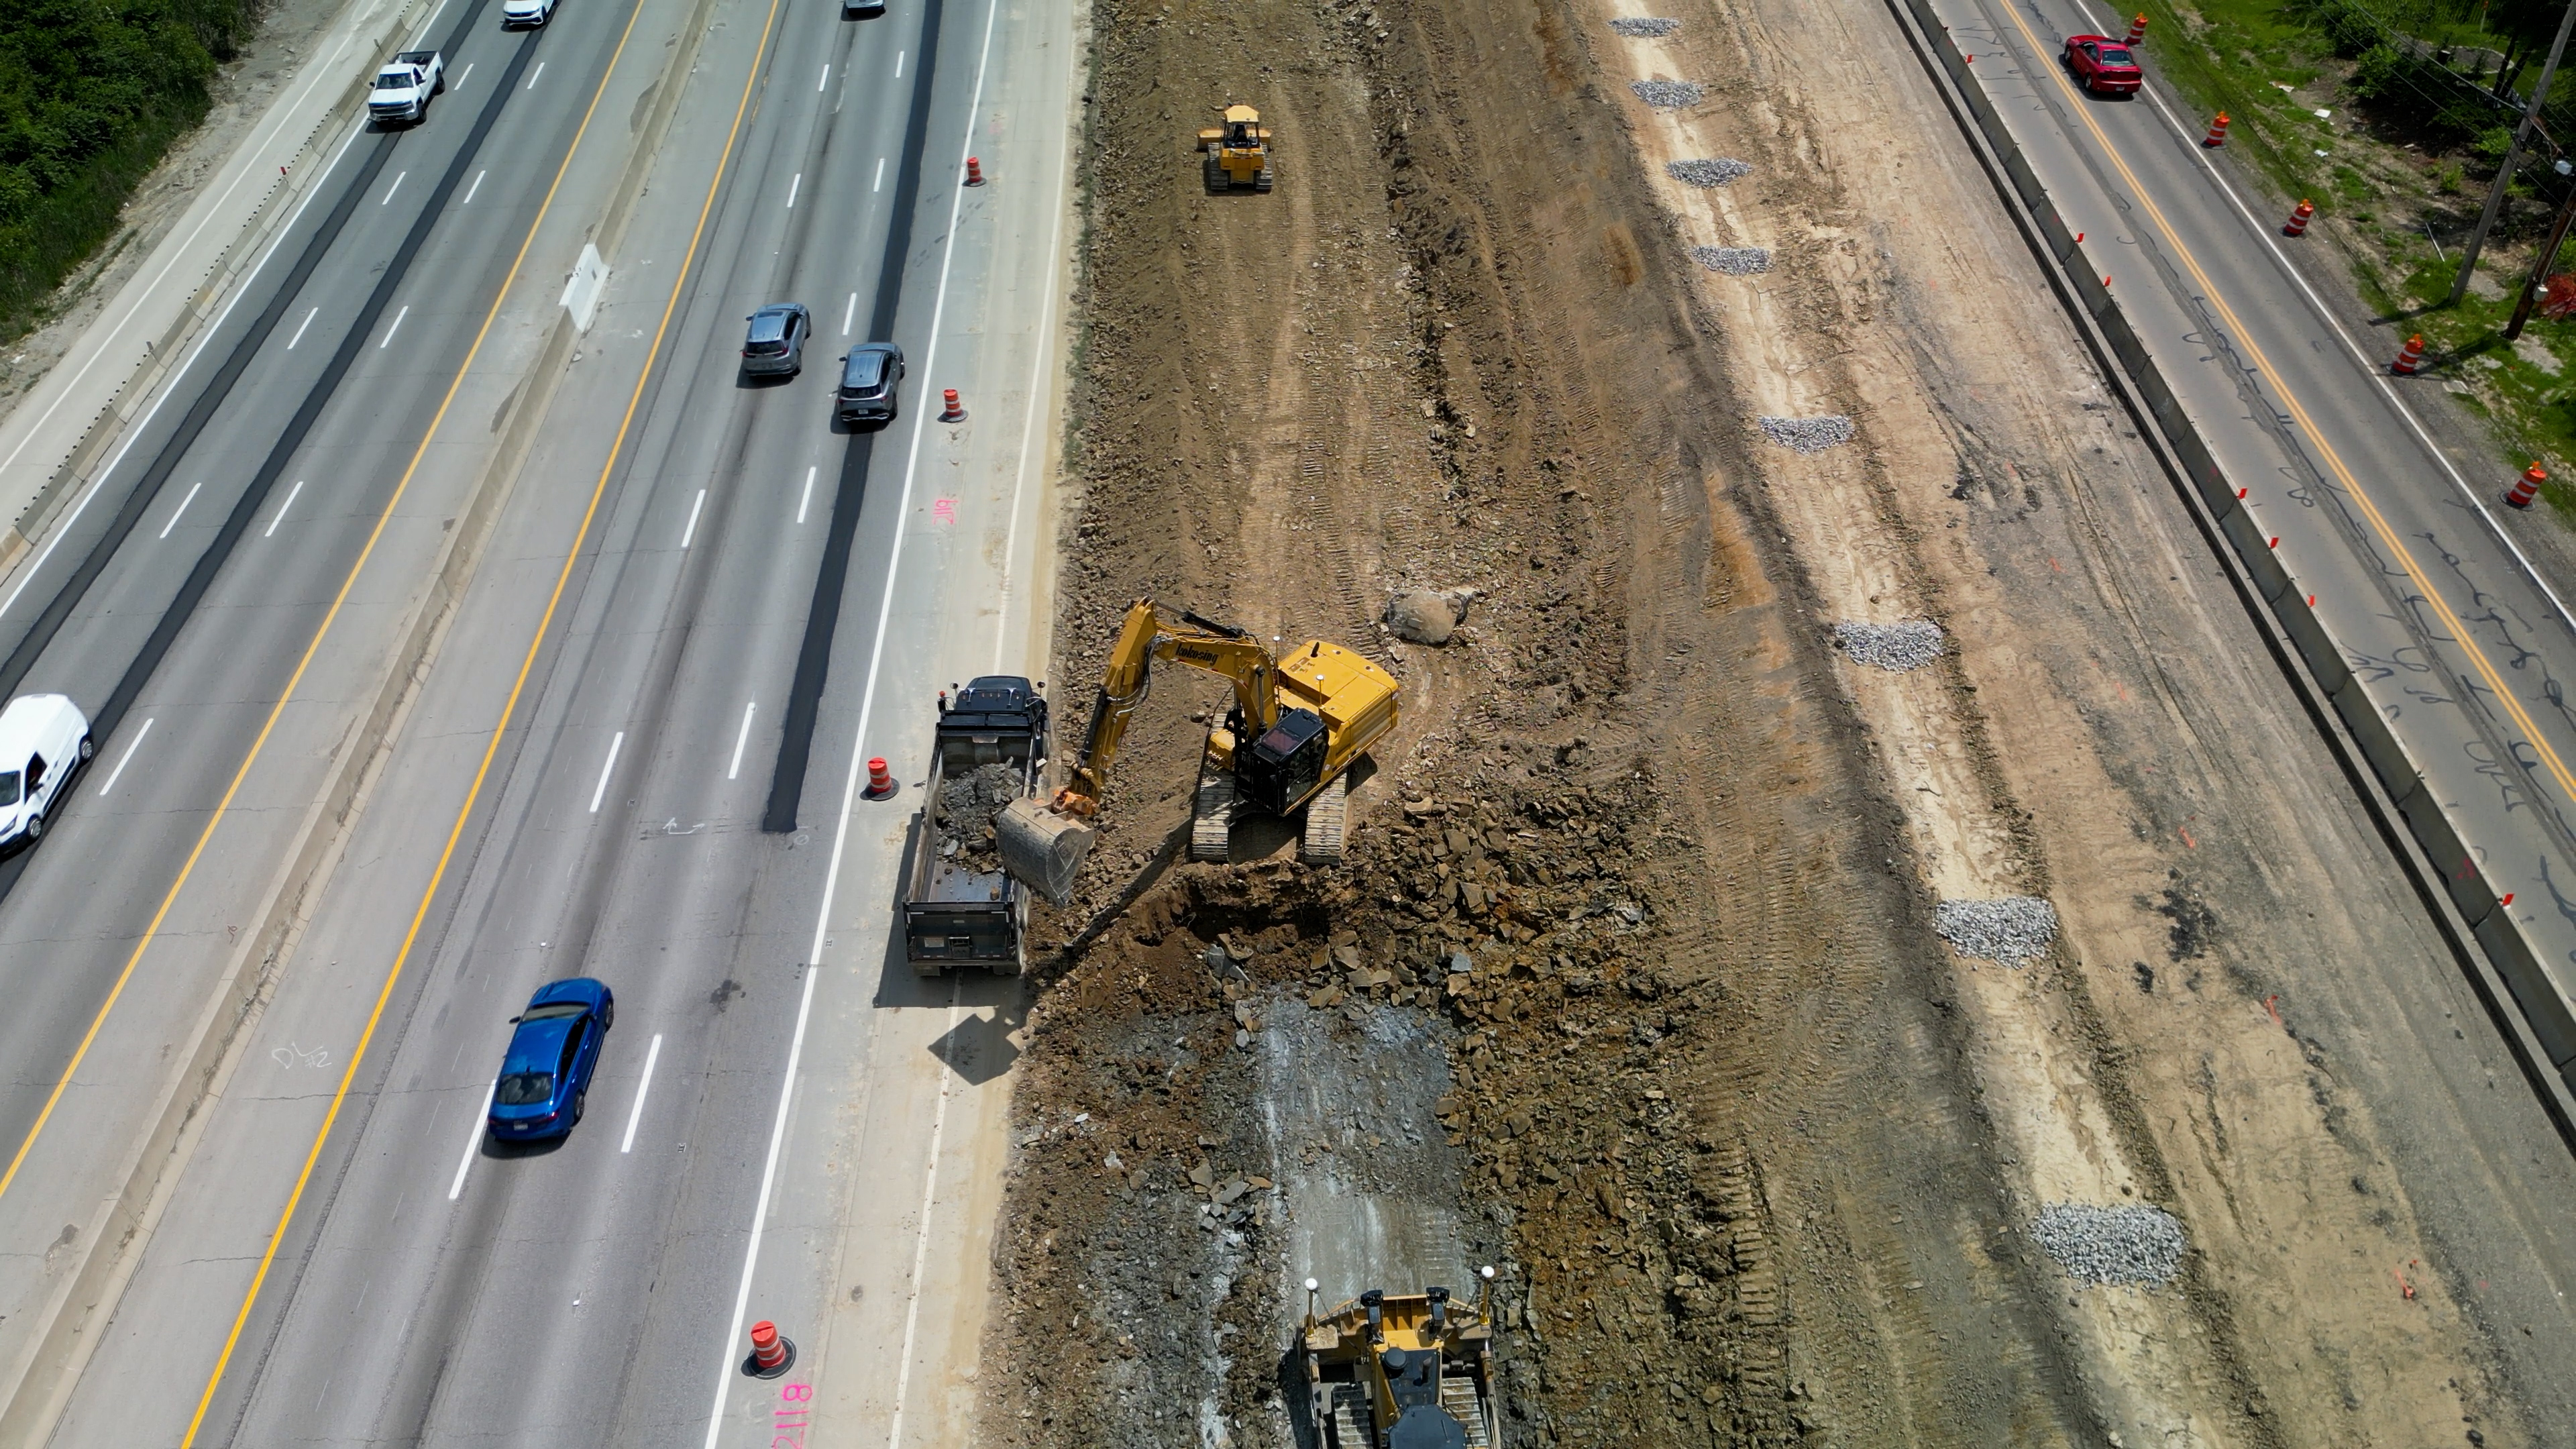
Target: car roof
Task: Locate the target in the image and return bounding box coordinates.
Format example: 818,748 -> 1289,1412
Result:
527,976 -> 608,1008
0,694 -> 80,761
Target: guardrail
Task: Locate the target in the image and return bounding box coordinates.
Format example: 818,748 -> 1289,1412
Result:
1880,0 -> 2576,1110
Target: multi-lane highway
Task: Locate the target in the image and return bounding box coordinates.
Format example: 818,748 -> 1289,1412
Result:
1923,0 -> 2576,1071
0,0 -> 1073,1440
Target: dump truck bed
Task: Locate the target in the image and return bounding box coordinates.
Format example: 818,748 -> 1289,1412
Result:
902,677 -> 1047,974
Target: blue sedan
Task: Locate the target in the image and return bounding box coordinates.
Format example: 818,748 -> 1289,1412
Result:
486,977 -> 614,1140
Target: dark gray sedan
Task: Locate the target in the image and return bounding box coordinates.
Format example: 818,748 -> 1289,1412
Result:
741,303 -> 810,377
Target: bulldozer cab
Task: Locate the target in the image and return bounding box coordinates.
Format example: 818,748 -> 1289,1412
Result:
1226,117 -> 1256,148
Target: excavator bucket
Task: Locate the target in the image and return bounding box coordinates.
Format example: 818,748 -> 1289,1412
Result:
996,798 -> 1094,904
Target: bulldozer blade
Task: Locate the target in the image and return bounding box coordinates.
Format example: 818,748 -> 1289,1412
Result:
997,799 -> 1095,904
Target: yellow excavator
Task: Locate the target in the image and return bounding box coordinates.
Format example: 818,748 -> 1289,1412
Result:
1299,1271 -> 1501,1449
1199,103 -> 1274,193
995,598 -> 1397,902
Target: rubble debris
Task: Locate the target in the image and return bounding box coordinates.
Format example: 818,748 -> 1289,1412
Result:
936,763 -> 1024,866
1833,619 -> 1944,672
1609,17 -> 1682,36
2030,1202 -> 2187,1286
1667,157 -> 1752,186
1629,79 -> 1705,107
1693,246 -> 1771,276
1935,896 -> 2060,963
1387,588 -> 1471,645
1758,415 -> 1856,453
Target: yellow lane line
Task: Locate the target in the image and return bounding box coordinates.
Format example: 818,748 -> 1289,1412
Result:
1988,1 -> 2576,814
0,9 -> 659,1211
179,0 -> 787,1440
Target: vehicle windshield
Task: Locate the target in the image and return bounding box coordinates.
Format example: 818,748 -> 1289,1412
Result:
495,1071 -> 554,1106
374,72 -> 413,89
2100,46 -> 2134,64
520,1001 -> 587,1021
0,772 -> 16,806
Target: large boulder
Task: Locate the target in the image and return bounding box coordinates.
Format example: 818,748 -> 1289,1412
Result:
1387,589 -> 1470,645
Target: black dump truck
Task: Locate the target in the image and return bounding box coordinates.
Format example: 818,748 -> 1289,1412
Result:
902,676 -> 1049,974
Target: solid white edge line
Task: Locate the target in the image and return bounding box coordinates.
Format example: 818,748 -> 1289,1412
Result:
799,464 -> 817,523
0,23 -> 358,485
381,170 -> 407,205
994,95 -> 1073,672
729,700 -> 757,780
378,304 -> 409,349
589,729 -> 624,814
0,119 -> 367,622
447,1079 -> 495,1200
699,3 -> 1004,1444
157,481 -> 203,539
97,717 -> 153,796
265,478 -> 305,537
621,1033 -> 663,1153
286,306 -> 319,350
2059,0 -> 2576,635
681,488 -> 707,547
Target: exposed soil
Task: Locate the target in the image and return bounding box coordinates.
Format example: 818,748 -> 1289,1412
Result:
0,0 -> 350,407
978,0 -> 2576,1446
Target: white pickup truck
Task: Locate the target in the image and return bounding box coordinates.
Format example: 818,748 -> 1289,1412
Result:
367,50 -> 444,125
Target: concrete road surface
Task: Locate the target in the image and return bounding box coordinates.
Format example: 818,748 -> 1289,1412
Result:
0,0 -> 1075,1442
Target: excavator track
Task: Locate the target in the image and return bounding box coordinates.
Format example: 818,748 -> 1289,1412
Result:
1327,1383 -> 1377,1449
1299,773 -> 1347,863
1191,764 -> 1237,862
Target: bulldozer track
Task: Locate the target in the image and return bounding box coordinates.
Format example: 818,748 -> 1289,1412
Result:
1328,1382 -> 1377,1449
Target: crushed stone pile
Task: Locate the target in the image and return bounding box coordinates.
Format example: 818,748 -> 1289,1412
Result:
1629,79 -> 1705,107
1935,896 -> 2059,963
1609,17 -> 1681,35
1693,246 -> 1771,276
2031,1203 -> 2187,1286
936,762 -> 1025,866
1758,415 -> 1856,453
1833,619 -> 1943,671
1668,157 -> 1752,186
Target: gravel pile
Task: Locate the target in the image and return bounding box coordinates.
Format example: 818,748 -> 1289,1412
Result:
2030,1203 -> 2187,1286
1629,80 -> 1705,107
1833,619 -> 1943,671
1757,415 -> 1855,453
937,762 -> 1026,863
1609,17 -> 1681,35
1935,896 -> 2059,963
1667,158 -> 1752,186
1692,246 -> 1771,276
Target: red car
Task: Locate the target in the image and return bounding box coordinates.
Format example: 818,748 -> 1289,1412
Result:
2063,34 -> 2143,95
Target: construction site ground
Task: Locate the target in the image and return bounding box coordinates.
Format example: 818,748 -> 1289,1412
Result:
977,0 -> 2576,1444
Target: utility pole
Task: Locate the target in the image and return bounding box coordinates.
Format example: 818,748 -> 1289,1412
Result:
2452,0 -> 2576,306
2507,159 -> 2576,339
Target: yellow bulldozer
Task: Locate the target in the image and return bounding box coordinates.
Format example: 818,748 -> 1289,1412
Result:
1299,1272 -> 1501,1449
995,598 -> 1397,902
1199,103 -> 1274,193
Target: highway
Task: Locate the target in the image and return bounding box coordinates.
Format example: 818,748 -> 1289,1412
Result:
0,0 -> 1074,1441
1922,0 -> 2576,1068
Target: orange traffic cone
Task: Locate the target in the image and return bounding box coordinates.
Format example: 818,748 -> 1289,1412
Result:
745,1320 -> 796,1378
2203,112 -> 2231,146
2125,13 -> 2147,44
2391,334 -> 2426,375
2508,462 -> 2546,509
864,757 -> 897,798
964,156 -> 986,186
2283,199 -> 2314,237
939,388 -> 965,421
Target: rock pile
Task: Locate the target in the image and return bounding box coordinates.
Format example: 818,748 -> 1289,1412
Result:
1692,246 -> 1770,276
1934,896 -> 2059,963
1629,79 -> 1705,107
1667,158 -> 1752,186
1609,16 -> 1681,35
1757,415 -> 1856,453
1833,619 -> 1943,671
2030,1202 -> 2187,1286
937,762 -> 1026,866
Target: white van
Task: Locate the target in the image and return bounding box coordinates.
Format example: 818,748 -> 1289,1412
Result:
0,695 -> 92,851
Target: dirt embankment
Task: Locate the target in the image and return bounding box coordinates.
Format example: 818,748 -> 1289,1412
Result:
978,0 -> 2576,1444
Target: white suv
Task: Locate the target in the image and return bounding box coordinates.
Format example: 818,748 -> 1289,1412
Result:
0,694 -> 91,851
502,0 -> 559,25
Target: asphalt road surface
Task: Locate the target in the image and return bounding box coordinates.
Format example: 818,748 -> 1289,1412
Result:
0,0 -> 1075,1441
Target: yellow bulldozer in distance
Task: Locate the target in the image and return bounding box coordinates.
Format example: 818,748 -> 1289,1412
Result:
994,598 -> 1397,902
1200,103 -> 1273,192
1299,1271 -> 1502,1448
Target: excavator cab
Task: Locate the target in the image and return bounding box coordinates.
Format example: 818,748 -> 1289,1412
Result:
1238,708 -> 1328,816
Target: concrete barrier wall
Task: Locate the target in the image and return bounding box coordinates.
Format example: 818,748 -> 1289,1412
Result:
1885,0 -> 2576,1089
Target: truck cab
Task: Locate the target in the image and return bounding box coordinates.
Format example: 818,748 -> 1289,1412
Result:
368,51 -> 445,125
